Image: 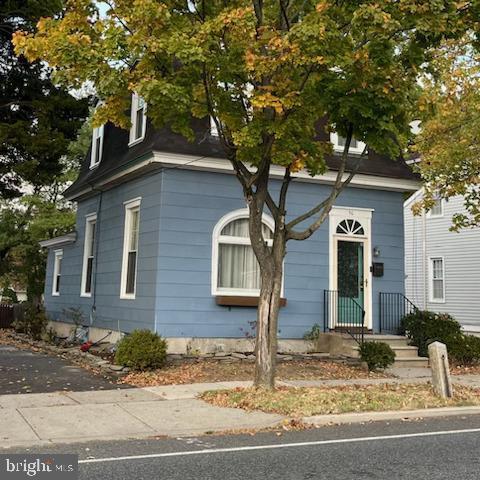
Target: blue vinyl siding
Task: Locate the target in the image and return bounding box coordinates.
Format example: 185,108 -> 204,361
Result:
44,167 -> 405,338
153,169 -> 405,338
44,173 -> 162,332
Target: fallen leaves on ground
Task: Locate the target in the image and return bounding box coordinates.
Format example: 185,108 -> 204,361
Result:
0,329 -> 36,350
451,363 -> 480,375
201,383 -> 480,417
120,359 -> 388,387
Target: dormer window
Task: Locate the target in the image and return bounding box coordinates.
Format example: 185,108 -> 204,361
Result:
90,125 -> 104,169
210,116 -> 219,137
331,132 -> 366,155
129,93 -> 147,146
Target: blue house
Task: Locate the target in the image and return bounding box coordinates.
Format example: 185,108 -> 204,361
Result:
40,95 -> 420,353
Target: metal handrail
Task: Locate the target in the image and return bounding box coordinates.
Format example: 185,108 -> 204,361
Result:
324,290 -> 366,345
379,292 -> 418,335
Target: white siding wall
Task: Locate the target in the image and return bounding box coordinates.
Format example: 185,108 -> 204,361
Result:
404,194 -> 480,331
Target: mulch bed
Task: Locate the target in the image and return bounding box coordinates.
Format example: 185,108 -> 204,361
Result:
120,358 -> 389,387
450,363 -> 480,375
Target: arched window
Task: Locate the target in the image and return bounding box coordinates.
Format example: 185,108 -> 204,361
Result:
336,219 -> 364,235
212,209 -> 274,296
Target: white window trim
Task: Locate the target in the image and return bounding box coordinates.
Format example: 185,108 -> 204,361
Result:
52,249 -> 63,296
429,256 -> 446,303
129,93 -> 147,147
330,132 -> 366,155
120,197 -> 141,299
211,208 -> 284,297
426,198 -> 444,218
80,213 -> 97,298
90,125 -> 104,169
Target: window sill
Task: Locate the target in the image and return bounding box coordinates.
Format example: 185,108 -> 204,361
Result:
52,293 -> 60,297
120,293 -> 136,300
216,296 -> 287,307
128,137 -> 145,148
80,293 -> 92,298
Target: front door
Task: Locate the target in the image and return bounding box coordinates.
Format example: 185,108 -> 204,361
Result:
337,239 -> 364,325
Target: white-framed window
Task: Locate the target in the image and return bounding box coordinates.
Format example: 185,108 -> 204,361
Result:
52,249 -> 63,296
429,257 -> 445,303
427,197 -> 444,217
210,116 -> 219,137
90,125 -> 104,168
120,198 -> 141,299
330,132 -> 366,155
211,209 -> 277,297
129,93 -> 147,146
81,213 -> 97,297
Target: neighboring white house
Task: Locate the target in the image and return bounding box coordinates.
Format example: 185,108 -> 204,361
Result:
404,191 -> 480,334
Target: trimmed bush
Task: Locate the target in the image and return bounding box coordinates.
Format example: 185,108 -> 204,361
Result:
402,310 -> 480,365
115,329 -> 167,370
447,334 -> 480,365
402,310 -> 461,357
359,341 -> 396,371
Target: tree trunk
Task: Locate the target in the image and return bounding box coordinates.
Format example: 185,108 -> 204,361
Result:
254,242 -> 284,389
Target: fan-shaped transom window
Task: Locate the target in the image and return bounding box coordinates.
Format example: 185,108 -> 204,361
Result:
336,219 -> 364,236
213,211 -> 274,295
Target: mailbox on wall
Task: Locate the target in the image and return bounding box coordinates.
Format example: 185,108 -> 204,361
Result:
372,262 -> 384,277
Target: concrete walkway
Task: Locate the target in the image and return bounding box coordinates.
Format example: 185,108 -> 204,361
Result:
2,371 -> 480,449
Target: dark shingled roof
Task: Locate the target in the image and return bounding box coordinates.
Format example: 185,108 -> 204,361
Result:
65,116 -> 418,200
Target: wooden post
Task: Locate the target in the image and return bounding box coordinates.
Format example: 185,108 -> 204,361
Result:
428,341 -> 453,398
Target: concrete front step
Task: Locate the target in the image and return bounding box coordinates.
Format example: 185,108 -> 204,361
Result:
352,345 -> 419,359
392,357 -> 430,368
363,334 -> 411,347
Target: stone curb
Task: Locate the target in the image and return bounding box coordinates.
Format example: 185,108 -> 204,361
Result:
303,406 -> 480,426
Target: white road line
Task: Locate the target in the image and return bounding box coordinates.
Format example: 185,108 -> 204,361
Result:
79,427 -> 480,465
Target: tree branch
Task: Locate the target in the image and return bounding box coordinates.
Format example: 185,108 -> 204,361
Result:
286,127 -> 367,240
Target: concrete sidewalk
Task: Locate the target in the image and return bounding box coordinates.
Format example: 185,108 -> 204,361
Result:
2,372 -> 480,449
0,381 -> 284,449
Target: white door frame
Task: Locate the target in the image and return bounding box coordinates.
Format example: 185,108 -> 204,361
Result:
328,206 -> 373,330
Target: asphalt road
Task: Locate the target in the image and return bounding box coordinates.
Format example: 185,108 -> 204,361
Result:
0,345 -> 125,394
11,414 -> 480,479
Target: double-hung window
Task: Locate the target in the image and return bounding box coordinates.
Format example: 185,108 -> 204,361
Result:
52,250 -> 63,296
330,132 -> 366,155
121,198 -> 141,299
212,210 -> 275,296
429,257 -> 445,302
81,214 -> 97,297
129,93 -> 147,145
428,198 -> 443,217
90,125 -> 104,168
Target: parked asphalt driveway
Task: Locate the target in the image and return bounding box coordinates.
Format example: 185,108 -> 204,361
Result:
0,345 -> 126,395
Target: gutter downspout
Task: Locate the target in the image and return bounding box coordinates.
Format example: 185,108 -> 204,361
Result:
422,209 -> 427,309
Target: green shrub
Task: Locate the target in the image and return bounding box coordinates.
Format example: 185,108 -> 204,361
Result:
13,303 -> 48,340
115,329 -> 167,370
402,310 -> 480,365
303,323 -> 323,341
359,341 -> 396,371
447,334 -> 480,365
402,310 -> 461,357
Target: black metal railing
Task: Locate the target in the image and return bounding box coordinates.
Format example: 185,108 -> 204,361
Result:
323,290 -> 366,345
379,292 -> 418,335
